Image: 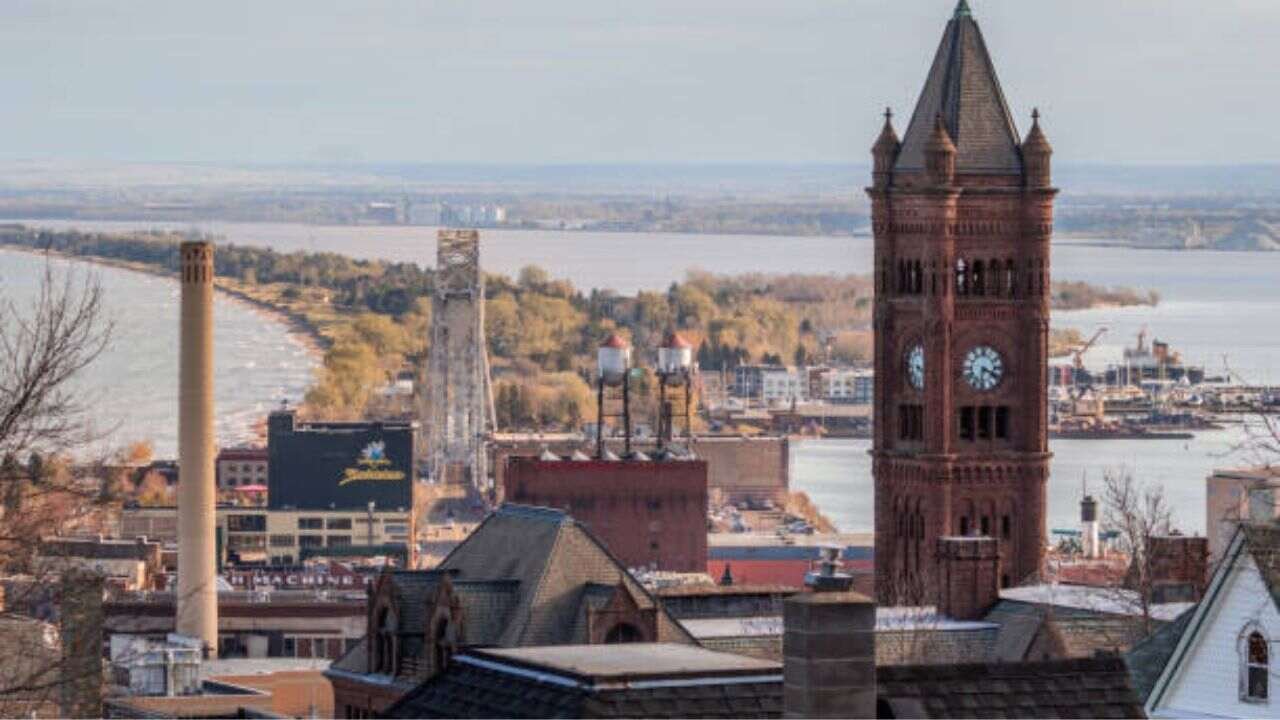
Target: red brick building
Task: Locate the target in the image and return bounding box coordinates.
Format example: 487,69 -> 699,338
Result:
871,2 -> 1055,600
504,456 -> 708,573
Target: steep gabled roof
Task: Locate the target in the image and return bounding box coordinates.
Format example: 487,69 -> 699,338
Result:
1144,523 -> 1280,714
436,504 -> 694,647
895,1 -> 1023,175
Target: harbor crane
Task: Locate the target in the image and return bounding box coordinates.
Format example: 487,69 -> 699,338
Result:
1069,326 -> 1108,400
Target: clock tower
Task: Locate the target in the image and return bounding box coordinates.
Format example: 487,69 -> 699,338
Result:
869,0 -> 1055,602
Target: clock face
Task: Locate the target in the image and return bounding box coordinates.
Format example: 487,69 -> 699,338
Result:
906,344 -> 925,390
963,345 -> 1004,391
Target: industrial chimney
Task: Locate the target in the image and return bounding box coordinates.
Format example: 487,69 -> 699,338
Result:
176,241 -> 218,657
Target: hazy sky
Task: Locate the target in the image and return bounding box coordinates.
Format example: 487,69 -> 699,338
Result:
2,0 -> 1275,166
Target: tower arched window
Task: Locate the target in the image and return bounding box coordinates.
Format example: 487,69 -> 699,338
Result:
1242,627 -> 1270,702
1005,260 -> 1016,298
972,260 -> 985,297
956,259 -> 968,296
989,258 -> 1002,296
912,260 -> 923,294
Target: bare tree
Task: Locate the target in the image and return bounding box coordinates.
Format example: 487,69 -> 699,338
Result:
0,257 -> 114,716
877,564 -> 945,666
0,261 -> 112,457
1102,468 -> 1173,638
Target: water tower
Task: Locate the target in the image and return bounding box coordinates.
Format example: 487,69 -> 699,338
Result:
655,331 -> 695,450
595,334 -> 633,458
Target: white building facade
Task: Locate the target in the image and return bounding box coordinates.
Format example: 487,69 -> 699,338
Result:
1147,524 -> 1280,718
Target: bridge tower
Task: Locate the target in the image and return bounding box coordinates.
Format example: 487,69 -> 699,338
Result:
425,229 -> 495,486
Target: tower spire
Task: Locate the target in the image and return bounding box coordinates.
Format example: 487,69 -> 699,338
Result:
894,0 -> 1021,174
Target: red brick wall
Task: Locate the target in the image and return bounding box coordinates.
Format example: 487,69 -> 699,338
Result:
871,166 -> 1054,601
491,436 -> 788,506
1147,535 -> 1209,602
936,536 -> 1001,620
505,458 -> 708,573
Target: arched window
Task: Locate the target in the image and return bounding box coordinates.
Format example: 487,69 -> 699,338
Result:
989,257 -> 1003,296
956,259 -> 968,296
1005,260 -> 1016,298
959,516 -> 970,536
972,260 -> 985,296
1243,628 -> 1270,702
605,623 -> 645,644
912,260 -> 923,294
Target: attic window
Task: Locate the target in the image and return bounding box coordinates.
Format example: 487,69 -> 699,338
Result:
1243,628 -> 1270,702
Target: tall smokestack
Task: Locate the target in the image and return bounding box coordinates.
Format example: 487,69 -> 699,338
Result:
177,241 -> 218,657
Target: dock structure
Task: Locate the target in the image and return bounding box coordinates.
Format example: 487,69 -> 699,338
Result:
424,229 -> 495,487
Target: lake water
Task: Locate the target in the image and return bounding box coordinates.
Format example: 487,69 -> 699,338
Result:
0,249 -> 317,457
10,218 -> 1280,533
15,218 -> 1280,379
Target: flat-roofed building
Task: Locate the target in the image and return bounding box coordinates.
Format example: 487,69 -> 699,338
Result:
216,446 -> 268,489
1205,466 -> 1280,565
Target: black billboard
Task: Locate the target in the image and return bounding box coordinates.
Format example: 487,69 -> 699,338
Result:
268,413 -> 414,511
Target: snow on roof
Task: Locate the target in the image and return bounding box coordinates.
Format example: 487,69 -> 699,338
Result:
999,584 -> 1193,622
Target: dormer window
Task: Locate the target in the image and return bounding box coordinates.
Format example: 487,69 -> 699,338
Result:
1242,627 -> 1270,703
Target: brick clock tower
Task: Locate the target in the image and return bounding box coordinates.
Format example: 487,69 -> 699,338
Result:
870,0 -> 1055,601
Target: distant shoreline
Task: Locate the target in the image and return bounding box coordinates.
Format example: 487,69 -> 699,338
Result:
0,242 -> 327,364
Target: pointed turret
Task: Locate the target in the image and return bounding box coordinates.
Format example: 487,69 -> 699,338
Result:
925,114 -> 957,186
1022,108 -> 1053,188
895,1 -> 1022,175
872,108 -> 901,188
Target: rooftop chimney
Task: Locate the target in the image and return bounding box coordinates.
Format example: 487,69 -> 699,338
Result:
176,241 -> 218,658
783,588 -> 876,718
936,536 -> 1000,621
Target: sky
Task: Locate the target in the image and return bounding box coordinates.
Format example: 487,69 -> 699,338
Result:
1,0 -> 1276,166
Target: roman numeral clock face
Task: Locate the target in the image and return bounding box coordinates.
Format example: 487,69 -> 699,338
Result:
963,345 -> 1004,391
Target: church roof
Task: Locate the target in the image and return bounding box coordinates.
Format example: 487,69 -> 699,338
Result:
895,1 -> 1023,175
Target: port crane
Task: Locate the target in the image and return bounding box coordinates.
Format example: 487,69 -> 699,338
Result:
1069,326 -> 1108,399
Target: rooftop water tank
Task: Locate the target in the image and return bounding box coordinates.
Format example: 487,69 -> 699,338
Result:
597,334 -> 632,386
657,331 -> 693,381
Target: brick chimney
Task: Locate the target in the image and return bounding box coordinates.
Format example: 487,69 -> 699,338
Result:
1146,534 -> 1209,603
936,536 -> 1000,621
783,548 -> 876,718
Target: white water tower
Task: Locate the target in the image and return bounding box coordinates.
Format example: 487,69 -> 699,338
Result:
597,334 -> 632,386
596,335 -> 634,458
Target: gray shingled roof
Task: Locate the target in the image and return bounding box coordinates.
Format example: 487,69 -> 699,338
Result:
878,655 -> 1145,719
436,504 -> 694,647
1124,608 -> 1193,702
895,3 -> 1023,174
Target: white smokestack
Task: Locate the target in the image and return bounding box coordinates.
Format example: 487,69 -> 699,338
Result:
176,241 -> 218,657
